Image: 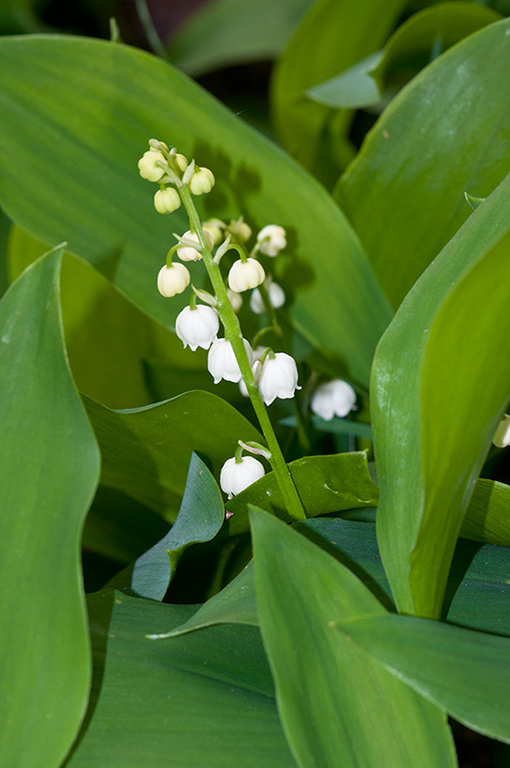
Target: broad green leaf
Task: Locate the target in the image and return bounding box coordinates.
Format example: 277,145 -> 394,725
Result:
250,509 -> 456,768
0,250 -> 100,767
168,518 -> 510,639
68,591 -> 296,767
131,453 -> 224,600
280,413 -> 373,440
336,18 -> 510,309
308,3 -> 500,109
462,479 -> 510,547
226,451 -> 379,534
372,173 -> 510,617
337,614 -> 510,743
168,0 -> 312,76
0,36 -> 392,387
84,390 -> 261,521
270,0 -> 406,174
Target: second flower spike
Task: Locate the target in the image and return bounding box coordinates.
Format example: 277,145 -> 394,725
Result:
175,305 -> 219,351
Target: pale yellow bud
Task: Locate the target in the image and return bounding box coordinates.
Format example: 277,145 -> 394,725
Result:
202,218 -> 225,245
228,258 -> 265,292
228,218 -> 252,243
175,153 -> 188,174
157,263 -> 190,297
189,167 -> 215,195
176,229 -> 215,262
154,187 -> 181,214
138,150 -> 166,182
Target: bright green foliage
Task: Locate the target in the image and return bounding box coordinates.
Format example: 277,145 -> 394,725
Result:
372,173 -> 510,618
462,479 -> 510,546
337,19 -> 510,309
0,250 -> 100,768
337,614 -> 510,742
250,508 -> 457,768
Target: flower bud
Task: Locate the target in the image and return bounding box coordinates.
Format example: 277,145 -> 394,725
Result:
227,289 -> 243,313
157,263 -> 190,297
228,218 -> 252,243
175,305 -> 219,351
202,218 -> 225,245
174,153 -> 188,174
258,352 -> 300,405
250,282 -> 285,314
138,150 -> 166,182
257,225 -> 287,257
154,187 -> 181,214
493,414 -> 510,448
177,229 -> 215,262
228,258 -> 265,292
310,379 -> 357,421
220,456 -> 265,499
208,338 -> 253,384
189,167 -> 215,195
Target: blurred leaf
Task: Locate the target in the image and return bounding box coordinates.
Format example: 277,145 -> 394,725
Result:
131,453 -> 224,600
337,18 -> 510,310
0,250 -> 100,767
270,0 -> 406,173
168,0 -> 312,76
337,614 -> 510,743
0,0 -> 42,34
372,173 -> 510,618
84,390 -> 261,521
68,591 -> 296,767
226,451 -> 379,534
309,3 -> 500,109
462,479 -> 510,547
0,36 -> 392,387
250,508 -> 456,768
280,413 -> 373,439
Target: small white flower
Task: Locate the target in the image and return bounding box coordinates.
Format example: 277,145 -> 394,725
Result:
138,150 -> 166,182
227,289 -> 243,313
257,225 -> 286,257
154,187 -> 181,214
228,218 -> 252,243
189,166 -> 215,195
250,282 -> 285,314
208,338 -> 253,383
220,456 -> 265,498
175,305 -> 219,351
157,263 -> 190,297
258,352 -> 300,405
177,229 -> 215,261
228,258 -> 265,292
493,414 -> 510,448
311,380 -> 357,421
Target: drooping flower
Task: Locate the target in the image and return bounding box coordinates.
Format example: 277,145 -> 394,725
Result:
493,414 -> 510,448
157,263 -> 190,297
138,150 -> 167,182
310,380 -> 357,421
177,229 -> 215,262
228,258 -> 265,292
175,305 -> 219,351
258,352 -> 300,405
257,225 -> 286,257
154,187 -> 181,214
220,456 -> 265,498
250,282 -> 285,314
207,338 -> 253,383
189,166 -> 215,195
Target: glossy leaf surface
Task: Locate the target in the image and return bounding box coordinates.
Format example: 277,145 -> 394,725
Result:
0,250 -> 100,767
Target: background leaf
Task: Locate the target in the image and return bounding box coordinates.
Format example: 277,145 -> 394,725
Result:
372,173 -> 510,617
336,18 -> 510,309
0,250 -> 100,767
462,479 -> 510,547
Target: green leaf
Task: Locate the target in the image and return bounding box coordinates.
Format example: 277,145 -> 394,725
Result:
336,18 -> 510,309
372,172 -> 510,617
462,479 -> 510,547
0,250 -> 100,767
309,3 -> 500,109
68,591 -> 296,767
250,508 -> 456,768
168,0 -> 312,76
280,413 -> 373,439
270,0 -> 407,173
226,451 -> 379,534
131,453 -> 224,600
83,390 -> 261,521
337,614 -> 510,743
0,35 -> 392,387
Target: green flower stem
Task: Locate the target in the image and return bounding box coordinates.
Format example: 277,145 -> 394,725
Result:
179,185 -> 306,522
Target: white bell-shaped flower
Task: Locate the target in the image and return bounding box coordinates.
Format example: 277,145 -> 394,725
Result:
250,282 -> 285,314
157,263 -> 190,297
207,338 -> 253,384
177,229 -> 215,261
493,414 -> 510,448
311,379 -> 357,421
154,187 -> 181,214
257,225 -> 287,257
138,150 -> 166,182
258,352 -> 300,405
189,167 -> 215,195
175,305 -> 219,351
228,258 -> 265,292
220,456 -> 265,499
